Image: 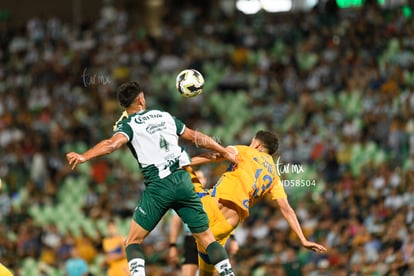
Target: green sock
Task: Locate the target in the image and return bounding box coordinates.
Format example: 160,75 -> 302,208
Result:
206,242 -> 234,275
125,243 -> 145,261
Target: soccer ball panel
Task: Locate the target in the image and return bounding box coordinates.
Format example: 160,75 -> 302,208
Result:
176,69 -> 205,98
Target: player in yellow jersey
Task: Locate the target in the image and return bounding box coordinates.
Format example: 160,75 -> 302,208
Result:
102,220 -> 129,276
190,130 -> 327,275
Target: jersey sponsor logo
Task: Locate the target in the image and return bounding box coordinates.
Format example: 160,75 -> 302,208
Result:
134,113 -> 163,124
146,122 -> 167,134
163,157 -> 179,170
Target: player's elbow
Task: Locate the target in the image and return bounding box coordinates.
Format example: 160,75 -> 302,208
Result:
182,128 -> 197,143
102,139 -> 118,154
278,198 -> 294,216
281,204 -> 295,217
182,128 -> 203,146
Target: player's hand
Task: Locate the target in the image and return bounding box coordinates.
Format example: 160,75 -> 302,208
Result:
197,151 -> 222,160
302,240 -> 327,253
222,147 -> 238,165
66,152 -> 86,170
223,151 -> 237,165
206,152 -> 222,160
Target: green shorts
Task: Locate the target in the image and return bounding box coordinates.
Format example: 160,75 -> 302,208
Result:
133,169 -> 209,234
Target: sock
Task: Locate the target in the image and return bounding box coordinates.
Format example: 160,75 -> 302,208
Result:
126,244 -> 145,276
215,259 -> 234,276
128,258 -> 145,276
206,241 -> 234,276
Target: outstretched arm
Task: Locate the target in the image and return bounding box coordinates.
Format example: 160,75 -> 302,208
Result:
181,128 -> 238,164
276,198 -> 327,253
190,146 -> 238,166
191,152 -> 224,166
66,133 -> 128,170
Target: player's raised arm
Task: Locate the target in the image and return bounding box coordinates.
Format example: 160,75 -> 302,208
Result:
181,128 -> 238,165
190,145 -> 238,166
191,152 -> 224,166
276,197 -> 327,253
66,133 -> 128,170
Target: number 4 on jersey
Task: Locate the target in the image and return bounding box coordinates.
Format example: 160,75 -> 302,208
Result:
159,135 -> 170,152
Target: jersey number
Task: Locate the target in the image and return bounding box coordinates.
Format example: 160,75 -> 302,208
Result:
251,168 -> 272,198
159,135 -> 170,152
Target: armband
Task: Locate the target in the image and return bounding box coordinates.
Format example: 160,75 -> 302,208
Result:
169,243 -> 177,248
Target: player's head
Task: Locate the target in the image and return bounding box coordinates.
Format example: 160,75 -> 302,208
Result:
107,219 -> 119,237
251,130 -> 279,155
117,81 -> 145,109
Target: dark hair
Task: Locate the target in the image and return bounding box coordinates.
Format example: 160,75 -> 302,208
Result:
255,130 -> 279,155
117,81 -> 142,108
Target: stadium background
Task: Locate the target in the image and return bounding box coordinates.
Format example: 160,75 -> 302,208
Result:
0,0 -> 413,275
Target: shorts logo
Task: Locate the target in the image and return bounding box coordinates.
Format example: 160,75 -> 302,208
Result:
138,206 -> 147,215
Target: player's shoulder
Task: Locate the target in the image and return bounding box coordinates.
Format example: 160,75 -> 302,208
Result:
232,145 -> 250,153
113,111 -> 132,131
226,145 -> 254,157
226,145 -> 242,154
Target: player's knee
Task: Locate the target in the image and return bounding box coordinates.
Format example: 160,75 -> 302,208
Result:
124,220 -> 150,246
124,235 -> 145,247
192,229 -> 215,250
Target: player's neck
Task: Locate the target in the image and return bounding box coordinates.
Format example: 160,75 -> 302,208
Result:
126,105 -> 146,115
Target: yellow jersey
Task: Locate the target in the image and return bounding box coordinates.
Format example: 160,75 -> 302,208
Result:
102,236 -> 129,276
211,145 -> 287,221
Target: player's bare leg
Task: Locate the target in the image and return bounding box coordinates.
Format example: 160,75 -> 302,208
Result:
124,220 -> 150,276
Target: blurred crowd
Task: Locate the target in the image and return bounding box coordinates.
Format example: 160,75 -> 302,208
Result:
0,0 -> 414,275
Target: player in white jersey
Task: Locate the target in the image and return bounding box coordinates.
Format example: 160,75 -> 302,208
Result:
66,81 -> 237,276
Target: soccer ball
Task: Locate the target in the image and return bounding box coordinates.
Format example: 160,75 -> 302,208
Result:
176,69 -> 205,98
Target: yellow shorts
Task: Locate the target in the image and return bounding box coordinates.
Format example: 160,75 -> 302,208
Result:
197,194 -> 234,273
190,168 -> 234,273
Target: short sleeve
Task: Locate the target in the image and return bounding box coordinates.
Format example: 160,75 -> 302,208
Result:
270,175 -> 287,200
173,116 -> 186,135
113,120 -> 133,141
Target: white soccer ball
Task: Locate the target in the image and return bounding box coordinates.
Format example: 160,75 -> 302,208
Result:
176,69 -> 205,98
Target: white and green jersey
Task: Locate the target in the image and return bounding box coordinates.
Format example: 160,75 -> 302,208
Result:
113,109 -> 191,182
